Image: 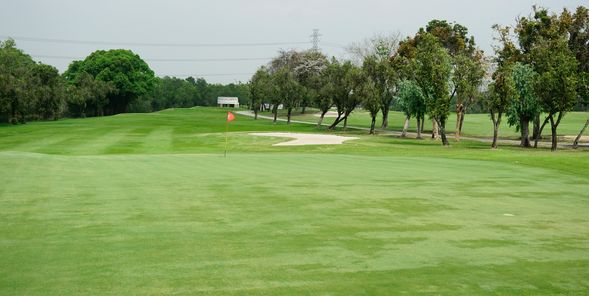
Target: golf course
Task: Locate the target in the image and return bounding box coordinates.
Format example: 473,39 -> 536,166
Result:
1,107 -> 588,295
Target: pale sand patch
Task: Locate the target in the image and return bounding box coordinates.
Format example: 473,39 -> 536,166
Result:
250,132 -> 358,146
563,135 -> 589,142
313,111 -> 339,118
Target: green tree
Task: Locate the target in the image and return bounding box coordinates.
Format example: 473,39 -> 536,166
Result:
396,79 -> 426,138
64,49 -> 155,115
0,39 -> 36,124
293,51 -> 328,114
486,65 -> 516,149
314,74 -> 335,128
249,67 -> 272,120
272,68 -> 303,124
531,37 -> 578,151
328,60 -> 361,130
506,63 -> 541,147
414,33 -> 453,146
355,74 -> 380,134
452,52 -> 485,141
30,63 -> 66,120
348,33 -> 401,129
67,72 -> 114,117
362,55 -> 397,129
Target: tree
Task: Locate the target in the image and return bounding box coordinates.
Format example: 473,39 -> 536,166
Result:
64,49 -> 155,115
506,63 -> 541,147
362,55 -> 397,129
328,61 -> 361,130
292,51 -> 328,114
249,67 -> 272,120
486,65 -> 516,149
348,33 -> 401,128
314,76 -> 335,128
355,74 -> 380,134
325,59 -> 353,130
414,33 -> 453,146
568,6 -> 589,108
531,37 -> 578,151
396,79 -> 427,138
67,72 -> 115,117
29,63 -> 66,120
452,52 -> 485,141
426,20 -> 476,56
272,68 -> 303,124
0,39 -> 36,124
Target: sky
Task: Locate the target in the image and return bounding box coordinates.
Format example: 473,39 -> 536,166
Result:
1,0 -> 586,84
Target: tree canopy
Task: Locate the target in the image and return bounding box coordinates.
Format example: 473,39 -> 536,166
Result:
64,49 -> 156,115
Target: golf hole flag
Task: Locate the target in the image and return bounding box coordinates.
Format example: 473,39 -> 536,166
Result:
224,112 -> 235,157
227,111 -> 235,122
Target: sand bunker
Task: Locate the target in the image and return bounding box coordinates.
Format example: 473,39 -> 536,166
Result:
250,132 -> 358,146
313,111 -> 340,118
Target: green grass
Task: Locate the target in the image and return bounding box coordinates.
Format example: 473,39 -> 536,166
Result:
278,108 -> 589,138
1,107 -> 589,295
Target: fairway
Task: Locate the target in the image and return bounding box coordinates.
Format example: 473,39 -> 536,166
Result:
1,108 -> 589,295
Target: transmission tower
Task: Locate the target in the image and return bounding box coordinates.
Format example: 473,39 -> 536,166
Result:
310,29 -> 321,52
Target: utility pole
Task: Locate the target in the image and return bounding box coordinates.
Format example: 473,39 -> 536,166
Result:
310,29 -> 321,52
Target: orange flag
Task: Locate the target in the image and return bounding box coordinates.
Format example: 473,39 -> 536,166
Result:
227,111 -> 235,122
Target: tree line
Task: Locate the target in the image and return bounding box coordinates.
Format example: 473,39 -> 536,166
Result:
249,5 -> 589,151
0,40 -> 248,122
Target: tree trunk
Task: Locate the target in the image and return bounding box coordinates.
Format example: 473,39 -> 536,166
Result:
491,110 -> 502,149
370,115 -> 376,134
328,113 -> 344,130
548,112 -> 563,151
534,116 -> 550,148
438,118 -> 449,146
317,111 -> 327,128
455,112 -> 462,142
343,116 -> 348,131
381,107 -> 389,129
459,109 -> 466,136
532,114 -> 540,140
287,107 -> 292,124
455,103 -> 464,141
520,118 -> 530,147
272,107 -> 278,123
573,119 -> 589,149
492,123 -> 499,149
401,116 -> 410,137
549,115 -> 557,151
254,109 -> 258,120
416,116 -> 422,139
432,121 -> 439,139
301,105 -> 306,114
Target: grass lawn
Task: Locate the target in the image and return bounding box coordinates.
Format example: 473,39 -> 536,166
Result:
1,107 -> 589,295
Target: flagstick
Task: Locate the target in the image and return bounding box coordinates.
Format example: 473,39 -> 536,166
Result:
224,120 -> 229,158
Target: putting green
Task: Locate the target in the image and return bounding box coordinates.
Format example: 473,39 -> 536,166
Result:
1,151 -> 588,295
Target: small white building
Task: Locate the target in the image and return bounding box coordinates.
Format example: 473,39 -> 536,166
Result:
217,97 -> 239,108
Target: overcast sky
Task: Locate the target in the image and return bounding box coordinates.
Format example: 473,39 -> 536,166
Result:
1,0 -> 586,83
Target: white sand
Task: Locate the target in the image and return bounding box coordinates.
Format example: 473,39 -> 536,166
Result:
313,111 -> 340,118
250,132 -> 358,146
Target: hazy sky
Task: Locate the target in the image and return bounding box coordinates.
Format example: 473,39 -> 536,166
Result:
1,0 -> 586,83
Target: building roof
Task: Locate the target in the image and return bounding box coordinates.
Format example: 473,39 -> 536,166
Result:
217,97 -> 239,104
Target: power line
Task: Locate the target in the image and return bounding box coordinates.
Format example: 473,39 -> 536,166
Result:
30,54 -> 272,62
1,35 -> 311,48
